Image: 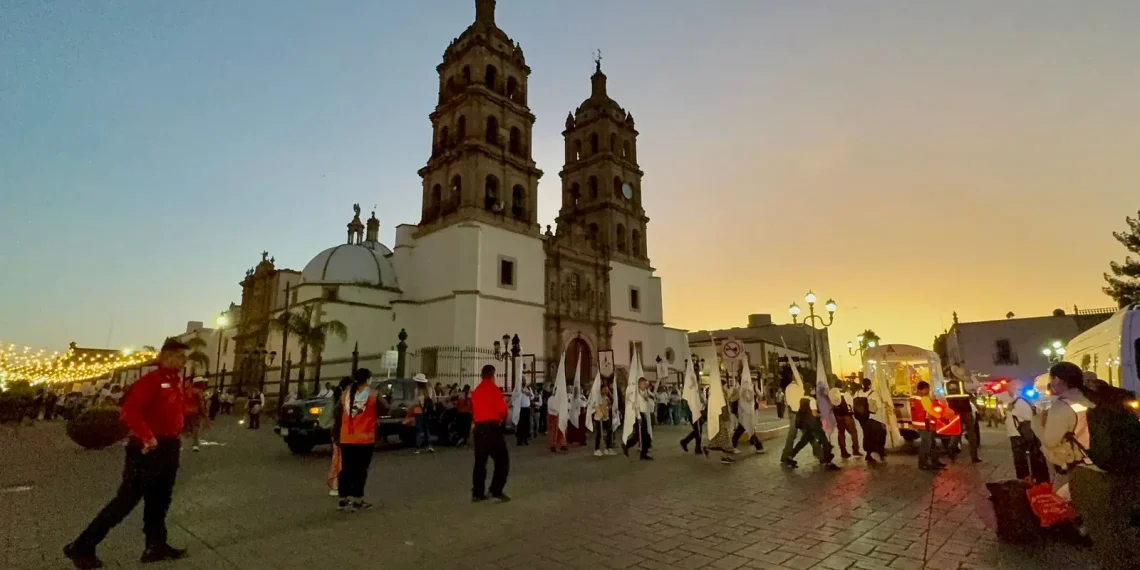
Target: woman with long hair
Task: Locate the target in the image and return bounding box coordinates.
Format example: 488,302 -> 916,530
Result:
336,369 -> 383,512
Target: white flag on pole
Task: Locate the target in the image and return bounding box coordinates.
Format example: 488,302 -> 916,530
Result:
682,359 -> 702,424
737,353 -> 758,436
585,372 -> 602,432
551,351 -> 569,437
568,357 -> 583,429
706,352 -> 726,440
509,357 -> 524,426
622,347 -> 651,442
816,354 -> 836,435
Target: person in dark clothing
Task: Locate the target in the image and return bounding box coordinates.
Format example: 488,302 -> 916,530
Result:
207,391 -> 221,421
946,395 -> 981,463
831,387 -> 860,459
43,390 -> 59,420
471,365 -> 510,502
680,387 -> 707,455
516,382 -> 533,446
335,369 -> 384,512
65,340 -> 191,570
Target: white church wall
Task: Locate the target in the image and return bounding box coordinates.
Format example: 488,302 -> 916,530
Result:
475,297 -> 546,358
407,223 -> 481,301
608,261 -> 664,325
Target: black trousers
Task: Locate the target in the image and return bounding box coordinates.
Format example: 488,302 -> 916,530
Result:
858,418 -> 887,457
681,411 -> 707,453
337,444 -> 374,499
656,403 -> 669,425
73,438 -> 181,552
473,422 -> 509,498
625,413 -> 652,458
248,412 -> 260,429
516,408 -> 531,445
1010,436 -> 1050,484
593,420 -> 614,450
731,424 -> 764,450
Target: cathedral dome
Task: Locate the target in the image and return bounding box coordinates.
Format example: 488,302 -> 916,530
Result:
301,242 -> 397,288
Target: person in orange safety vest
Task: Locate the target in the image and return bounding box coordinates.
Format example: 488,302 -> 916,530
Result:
334,368 -> 387,512
910,381 -> 946,471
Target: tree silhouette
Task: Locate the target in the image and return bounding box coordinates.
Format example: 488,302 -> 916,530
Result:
858,329 -> 882,350
271,305 -> 348,396
186,335 -> 209,376
1104,210 -> 1140,308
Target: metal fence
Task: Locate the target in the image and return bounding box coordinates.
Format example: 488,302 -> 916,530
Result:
405,346 -> 551,391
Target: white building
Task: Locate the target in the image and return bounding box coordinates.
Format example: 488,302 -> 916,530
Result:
220,1 -> 686,392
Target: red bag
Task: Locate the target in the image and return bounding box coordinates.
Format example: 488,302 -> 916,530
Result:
1026,482 -> 1078,527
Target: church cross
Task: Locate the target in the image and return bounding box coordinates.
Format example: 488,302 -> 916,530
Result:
261,251 -> 269,261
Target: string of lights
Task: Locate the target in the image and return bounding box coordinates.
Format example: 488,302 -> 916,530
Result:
0,342 -> 157,385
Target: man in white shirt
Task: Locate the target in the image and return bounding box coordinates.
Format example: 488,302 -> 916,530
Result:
853,378 -> 887,463
516,383 -> 533,446
780,367 -> 839,470
999,379 -> 1049,484
622,377 -> 655,460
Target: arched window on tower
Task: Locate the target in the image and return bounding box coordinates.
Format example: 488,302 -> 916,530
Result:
449,175 -> 462,211
616,224 -> 627,252
569,182 -> 581,206
509,127 -> 521,155
440,126 -> 450,149
610,133 -> 617,152
588,223 -> 599,243
457,116 -> 467,141
588,176 -> 598,198
484,175 -> 500,211
462,66 -> 471,84
590,133 -> 599,154
446,77 -> 456,98
485,116 -> 499,145
573,140 -> 582,161
431,184 -> 443,215
506,77 -> 518,101
511,185 -> 525,219
613,177 -> 623,198
485,65 -> 498,90
623,140 -> 631,159
632,229 -> 641,256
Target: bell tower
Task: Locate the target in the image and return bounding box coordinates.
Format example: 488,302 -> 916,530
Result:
417,0 -> 543,237
554,55 -> 649,267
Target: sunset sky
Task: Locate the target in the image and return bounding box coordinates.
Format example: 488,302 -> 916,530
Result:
2,0 -> 1138,373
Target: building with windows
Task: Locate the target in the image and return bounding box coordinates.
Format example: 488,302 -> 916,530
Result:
220,0 -> 685,388
687,313 -> 821,386
945,307 -> 1115,382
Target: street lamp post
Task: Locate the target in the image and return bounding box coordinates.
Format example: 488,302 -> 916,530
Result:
214,315 -> 228,384
257,347 -> 277,393
1041,340 -> 1066,364
788,290 -> 837,368
492,334 -> 520,389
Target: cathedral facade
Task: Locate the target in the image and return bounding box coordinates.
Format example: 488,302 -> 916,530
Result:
245,0 -> 685,386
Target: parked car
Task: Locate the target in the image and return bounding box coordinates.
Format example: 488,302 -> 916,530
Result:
275,378 -> 465,454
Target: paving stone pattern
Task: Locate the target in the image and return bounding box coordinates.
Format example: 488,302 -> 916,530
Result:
0,419 -> 1099,569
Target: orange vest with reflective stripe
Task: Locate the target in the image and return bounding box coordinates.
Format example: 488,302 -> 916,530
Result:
935,410 -> 962,436
339,388 -> 377,445
910,397 -> 929,430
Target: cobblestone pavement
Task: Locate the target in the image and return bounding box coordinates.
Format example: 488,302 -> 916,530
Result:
0,418 -> 1099,570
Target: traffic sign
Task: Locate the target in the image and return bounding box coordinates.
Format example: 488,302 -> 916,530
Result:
722,339 -> 743,360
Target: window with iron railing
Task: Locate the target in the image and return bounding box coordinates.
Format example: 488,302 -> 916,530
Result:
992,338 -> 1017,365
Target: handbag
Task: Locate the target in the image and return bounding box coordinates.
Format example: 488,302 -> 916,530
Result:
1025,482 -> 1078,528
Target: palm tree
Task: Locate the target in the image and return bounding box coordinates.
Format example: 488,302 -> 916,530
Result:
272,305 -> 348,397
186,335 -> 209,376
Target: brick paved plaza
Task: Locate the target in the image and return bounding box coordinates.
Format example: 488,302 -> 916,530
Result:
0,419 -> 1099,570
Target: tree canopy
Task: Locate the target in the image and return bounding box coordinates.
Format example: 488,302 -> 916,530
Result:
1104,210 -> 1140,308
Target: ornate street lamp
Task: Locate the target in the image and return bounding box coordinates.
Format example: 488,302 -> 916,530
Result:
789,290 -> 837,368
1041,340 -> 1066,363
492,334 -> 521,388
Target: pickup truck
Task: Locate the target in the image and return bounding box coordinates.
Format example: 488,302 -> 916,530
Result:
275,378 -> 418,454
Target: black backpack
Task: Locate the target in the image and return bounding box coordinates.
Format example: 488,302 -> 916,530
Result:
1067,399 -> 1140,475
852,395 -> 871,422
794,397 -> 813,429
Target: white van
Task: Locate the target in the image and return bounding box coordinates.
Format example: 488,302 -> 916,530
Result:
1062,305 -> 1139,394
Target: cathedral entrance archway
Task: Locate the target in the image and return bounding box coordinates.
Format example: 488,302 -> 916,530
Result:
563,336 -> 593,387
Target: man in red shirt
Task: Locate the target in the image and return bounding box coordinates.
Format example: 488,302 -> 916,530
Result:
65,340 -> 191,569
471,364 -> 510,502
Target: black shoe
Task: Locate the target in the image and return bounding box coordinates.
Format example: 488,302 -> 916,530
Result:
680,441 -> 689,453
780,458 -> 798,468
823,463 -> 841,472
640,455 -> 654,461
140,544 -> 187,564
720,456 -> 735,464
840,452 -> 851,459
621,444 -> 629,457
63,543 -> 103,570
865,455 -> 878,464
472,495 -> 487,503
491,493 -> 511,503
971,458 -> 983,464
354,500 -> 373,511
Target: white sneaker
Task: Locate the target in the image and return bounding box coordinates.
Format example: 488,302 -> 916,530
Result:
192,445 -> 200,452
413,449 -> 420,455
732,448 -> 741,454
427,447 -> 435,453
594,450 -> 603,457
329,489 -> 339,497
604,448 -> 617,456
